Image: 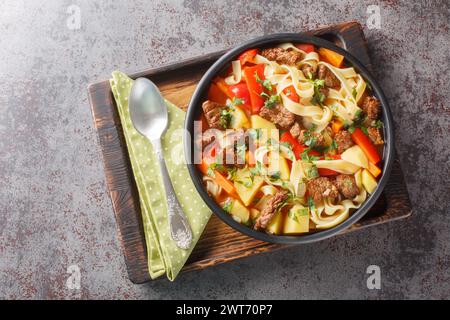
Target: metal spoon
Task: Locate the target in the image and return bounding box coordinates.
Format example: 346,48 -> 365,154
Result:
129,77 -> 192,250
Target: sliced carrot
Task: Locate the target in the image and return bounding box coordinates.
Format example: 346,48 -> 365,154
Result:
351,128 -> 381,164
214,171 -> 237,197
198,160 -> 237,197
318,48 -> 344,68
331,119 -> 344,133
368,161 -> 382,178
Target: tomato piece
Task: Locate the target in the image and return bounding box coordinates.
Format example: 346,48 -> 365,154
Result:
351,128 -> 381,164
242,64 -> 266,114
295,43 -> 315,53
229,82 -> 251,108
238,48 -> 258,66
283,85 -> 300,103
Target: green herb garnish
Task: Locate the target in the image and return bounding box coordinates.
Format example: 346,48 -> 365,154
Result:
255,72 -> 273,91
222,200 -> 233,213
219,108 -> 233,128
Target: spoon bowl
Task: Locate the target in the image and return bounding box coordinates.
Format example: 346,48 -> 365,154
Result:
129,78 -> 168,141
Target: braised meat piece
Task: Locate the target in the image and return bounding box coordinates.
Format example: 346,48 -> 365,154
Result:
334,130 -> 354,153
259,104 -> 295,129
317,64 -> 340,89
298,129 -> 326,147
307,177 -> 339,203
289,122 -> 303,139
202,100 -> 225,129
261,47 -> 302,66
362,96 -> 381,120
301,64 -> 315,79
254,190 -> 289,231
334,174 -> 360,199
367,127 -> 384,145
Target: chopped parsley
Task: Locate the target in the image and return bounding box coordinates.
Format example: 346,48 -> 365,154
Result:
309,78 -> 326,106
248,128 -> 262,141
260,92 -> 281,109
373,119 -> 384,129
330,139 -> 338,151
352,87 -> 357,99
300,148 -> 320,162
307,197 -> 316,212
235,142 -> 247,163
222,200 -> 233,213
288,207 -> 309,222
228,97 -> 244,107
361,126 -> 369,136
268,171 -> 281,181
305,164 -> 319,179
255,72 -> 273,92
219,108 -> 233,128
249,161 -> 263,176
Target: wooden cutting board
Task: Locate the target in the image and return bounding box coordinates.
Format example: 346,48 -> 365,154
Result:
87,21 -> 412,284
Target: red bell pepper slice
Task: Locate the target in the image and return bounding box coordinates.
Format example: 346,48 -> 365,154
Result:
283,85 -> 300,103
280,131 -> 320,160
295,44 -> 315,53
229,83 -> 251,109
351,128 -> 381,164
238,48 -> 258,66
243,64 -> 266,114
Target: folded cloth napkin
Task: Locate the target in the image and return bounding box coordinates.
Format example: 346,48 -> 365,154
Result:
110,71 -> 211,281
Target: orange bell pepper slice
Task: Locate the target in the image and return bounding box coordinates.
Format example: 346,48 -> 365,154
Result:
208,82 -> 229,104
331,119 -> 344,133
318,48 -> 344,68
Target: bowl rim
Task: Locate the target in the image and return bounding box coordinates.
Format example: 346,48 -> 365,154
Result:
184,33 -> 394,245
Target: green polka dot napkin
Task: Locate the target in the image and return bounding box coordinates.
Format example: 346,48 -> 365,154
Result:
110,71 -> 211,281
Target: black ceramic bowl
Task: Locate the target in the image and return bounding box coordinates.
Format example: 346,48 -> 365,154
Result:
185,33 -> 394,244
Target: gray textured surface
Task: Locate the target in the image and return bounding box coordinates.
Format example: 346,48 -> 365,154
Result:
0,0 -> 449,299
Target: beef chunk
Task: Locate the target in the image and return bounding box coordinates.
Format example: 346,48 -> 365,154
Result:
362,96 -> 381,120
259,104 -> 295,129
298,129 -> 326,147
254,190 -> 289,231
307,177 -> 339,203
334,174 -> 360,199
334,130 -> 354,153
367,127 -> 384,145
202,100 -> 225,129
317,64 -> 340,89
261,47 -> 302,66
289,122 -> 302,139
301,63 -> 315,79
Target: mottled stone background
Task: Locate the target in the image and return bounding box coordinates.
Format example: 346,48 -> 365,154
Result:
0,0 -> 448,299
